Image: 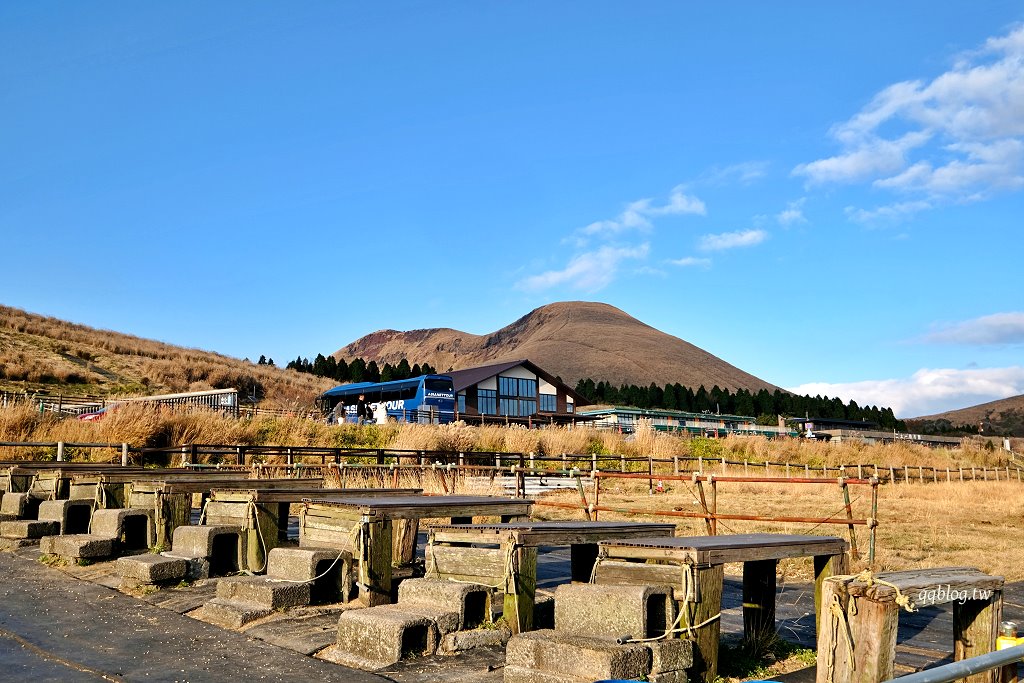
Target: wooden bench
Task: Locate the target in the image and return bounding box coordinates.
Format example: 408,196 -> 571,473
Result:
595,533 -> 850,683
425,521 -> 676,633
816,567 -> 1004,683
299,495 -> 534,607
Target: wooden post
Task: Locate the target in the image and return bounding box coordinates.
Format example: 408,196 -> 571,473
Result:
121,443 -> 129,466
742,559 -> 778,646
816,579 -> 900,683
358,516 -> 393,607
56,441 -> 64,462
393,519 -> 419,567
805,463 -> 810,477
710,478 -> 717,535
813,552 -> 849,637
620,453 -> 626,473
841,480 -> 859,559
889,465 -> 896,484
905,465 -> 911,483
953,591 -> 1003,683
504,541 -> 537,634
683,563 -> 725,683
695,479 -> 713,535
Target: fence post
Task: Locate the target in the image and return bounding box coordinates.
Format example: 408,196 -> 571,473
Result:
889,465 -> 895,484
858,464 -> 863,479
918,465 -> 924,483
121,443 -> 128,466
946,468 -> 950,482
672,454 -> 678,476
620,453 -> 625,473
56,441 -> 64,462
698,455 -> 704,472
804,463 -> 810,478
592,452 -> 597,475
744,459 -> 749,476
905,465 -> 910,483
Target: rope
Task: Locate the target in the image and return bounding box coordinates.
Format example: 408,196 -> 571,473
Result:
827,594 -> 855,683
266,547 -> 349,585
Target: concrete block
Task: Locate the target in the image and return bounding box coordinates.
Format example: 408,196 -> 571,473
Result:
117,554 -> 187,584
40,534 -> 114,560
266,546 -> 349,581
438,625 -> 511,654
170,525 -> 245,575
502,665 -> 592,683
38,499 -> 95,535
171,553 -> 210,580
554,582 -> 675,640
1,493 -> 27,518
397,578 -> 491,630
332,605 -> 439,670
649,670 -> 689,683
505,630 -> 651,681
91,508 -> 154,549
1,520 -> 59,539
215,576 -> 310,609
199,598 -> 273,629
648,638 -> 693,674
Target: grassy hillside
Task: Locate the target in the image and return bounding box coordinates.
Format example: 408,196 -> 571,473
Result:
0,305 -> 331,408
908,394 -> 1024,437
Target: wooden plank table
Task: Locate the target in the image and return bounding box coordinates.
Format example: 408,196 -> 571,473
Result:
69,469 -> 253,508
426,521 -> 676,633
299,495 -> 534,606
595,533 -> 849,683
207,488 -> 421,570
128,478 -> 323,547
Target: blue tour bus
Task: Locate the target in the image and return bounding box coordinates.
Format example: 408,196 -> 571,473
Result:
320,374 -> 456,424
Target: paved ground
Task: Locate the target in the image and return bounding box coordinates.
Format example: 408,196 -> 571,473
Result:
0,551 -> 386,682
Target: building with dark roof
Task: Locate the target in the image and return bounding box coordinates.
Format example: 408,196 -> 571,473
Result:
446,359 -> 588,426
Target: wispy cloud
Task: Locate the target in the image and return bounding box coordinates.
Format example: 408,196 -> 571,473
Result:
668,256 -> 712,268
698,229 -> 767,251
516,244 -> 650,293
789,366 -> 1024,418
921,312 -> 1024,345
776,198 -> 807,226
793,24 -> 1024,207
845,200 -> 933,225
579,185 -> 705,239
701,161 -> 770,186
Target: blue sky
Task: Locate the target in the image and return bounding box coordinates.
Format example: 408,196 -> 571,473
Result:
3,2 -> 1023,417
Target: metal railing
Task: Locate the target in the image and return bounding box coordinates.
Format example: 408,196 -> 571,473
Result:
886,643 -> 1024,682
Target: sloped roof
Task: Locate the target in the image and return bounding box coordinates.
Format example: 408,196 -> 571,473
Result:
445,359 -> 588,405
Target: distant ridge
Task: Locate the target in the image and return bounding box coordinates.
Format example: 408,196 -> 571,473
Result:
334,301 -> 782,393
910,394 -> 1024,436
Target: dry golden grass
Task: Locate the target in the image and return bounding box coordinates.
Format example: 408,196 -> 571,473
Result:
531,478 -> 1024,580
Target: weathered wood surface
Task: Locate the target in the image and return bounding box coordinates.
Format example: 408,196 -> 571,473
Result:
504,545 -> 537,634
954,592 -> 1003,683
427,520 -> 675,547
425,544 -> 506,584
209,487 -> 416,503
841,567 -> 1005,607
593,559 -> 689,600
685,563 -> 725,683
132,478 -> 322,495
600,533 -> 849,565
814,550 -> 849,637
818,570 -> 1005,683
302,494 -> 533,521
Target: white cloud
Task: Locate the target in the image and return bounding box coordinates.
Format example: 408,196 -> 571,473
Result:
668,256 -> 712,268
578,185 -> 705,239
516,244 -> 650,293
776,198 -> 807,226
794,24 -> 1024,204
701,161 -> 770,186
698,229 -> 767,251
844,200 -> 932,224
789,366 -> 1024,418
921,312 -> 1024,345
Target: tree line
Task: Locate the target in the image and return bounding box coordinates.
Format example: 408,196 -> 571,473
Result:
285,354 -> 437,384
573,379 -> 907,432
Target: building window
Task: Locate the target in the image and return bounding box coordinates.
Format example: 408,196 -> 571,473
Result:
518,378 -> 537,398
499,397 -> 517,416
519,399 -> 537,416
539,393 -> 556,412
478,389 -> 496,415
566,403 -> 574,413
457,394 -> 466,414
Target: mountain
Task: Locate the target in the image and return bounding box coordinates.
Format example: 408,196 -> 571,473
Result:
908,394 -> 1024,437
334,301 -> 782,393
0,305 -> 331,407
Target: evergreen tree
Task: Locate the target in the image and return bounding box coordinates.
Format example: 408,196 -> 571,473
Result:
366,361 -> 381,383
395,358 -> 411,380
335,358 -> 349,381
258,355 -> 267,365
349,358 -> 366,382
